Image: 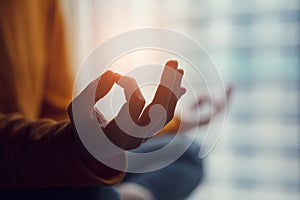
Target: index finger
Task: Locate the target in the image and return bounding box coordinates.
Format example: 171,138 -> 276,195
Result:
116,75 -> 146,122
94,70 -> 121,102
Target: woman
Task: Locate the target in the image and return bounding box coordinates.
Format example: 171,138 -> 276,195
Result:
0,0 -> 228,199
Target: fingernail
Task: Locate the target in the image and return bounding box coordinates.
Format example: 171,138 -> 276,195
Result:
114,73 -> 122,82
178,69 -> 184,75
166,60 -> 178,69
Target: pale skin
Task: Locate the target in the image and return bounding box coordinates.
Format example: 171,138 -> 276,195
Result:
175,85 -> 232,133
98,60 -> 185,150
69,60 -> 185,152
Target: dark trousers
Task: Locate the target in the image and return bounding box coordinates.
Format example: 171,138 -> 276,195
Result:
123,135 -> 204,200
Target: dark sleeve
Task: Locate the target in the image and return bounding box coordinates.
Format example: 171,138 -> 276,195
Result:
0,112 -> 125,189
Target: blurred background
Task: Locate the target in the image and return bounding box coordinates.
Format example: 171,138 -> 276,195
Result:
60,0 -> 300,199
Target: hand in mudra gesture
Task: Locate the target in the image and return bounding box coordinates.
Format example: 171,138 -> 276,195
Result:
70,60 -> 185,151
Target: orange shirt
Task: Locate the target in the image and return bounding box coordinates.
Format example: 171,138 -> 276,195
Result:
0,0 -> 124,189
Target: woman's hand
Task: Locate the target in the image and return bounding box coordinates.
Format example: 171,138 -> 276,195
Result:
179,86 -> 233,132
157,86 -> 233,135
103,60 -> 185,150
70,60 -> 185,151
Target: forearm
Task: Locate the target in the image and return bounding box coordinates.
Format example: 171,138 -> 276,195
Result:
0,112 -> 125,189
